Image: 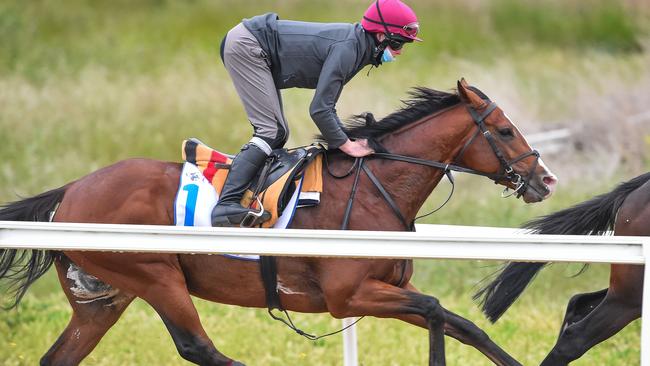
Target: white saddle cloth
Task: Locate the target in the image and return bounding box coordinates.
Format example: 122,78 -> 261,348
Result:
174,162 -> 303,261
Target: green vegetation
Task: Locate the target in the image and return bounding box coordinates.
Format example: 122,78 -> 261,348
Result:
490,0 -> 642,52
1,0 -> 648,365
0,257 -> 640,365
0,0 -> 644,81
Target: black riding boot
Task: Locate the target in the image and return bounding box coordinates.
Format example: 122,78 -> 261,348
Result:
211,143 -> 269,227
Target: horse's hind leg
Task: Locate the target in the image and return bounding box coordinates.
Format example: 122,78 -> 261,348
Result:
143,277 -> 243,366
41,255 -> 135,366
65,252 -> 242,366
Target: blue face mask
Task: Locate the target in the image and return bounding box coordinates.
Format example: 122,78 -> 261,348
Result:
381,48 -> 395,63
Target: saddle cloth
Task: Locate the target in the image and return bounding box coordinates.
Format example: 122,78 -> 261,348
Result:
175,162 -> 303,260
178,138 -> 324,228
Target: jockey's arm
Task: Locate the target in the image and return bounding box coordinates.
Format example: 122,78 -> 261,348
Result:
309,43 -> 355,150
309,43 -> 374,157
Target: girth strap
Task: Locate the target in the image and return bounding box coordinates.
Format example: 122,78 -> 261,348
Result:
341,158 -> 364,230
259,256 -> 282,310
361,163 -> 411,230
340,158 -> 413,231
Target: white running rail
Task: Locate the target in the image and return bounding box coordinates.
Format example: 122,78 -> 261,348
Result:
0,221 -> 647,365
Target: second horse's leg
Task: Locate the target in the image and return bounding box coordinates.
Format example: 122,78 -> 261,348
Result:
540,265 -> 643,366
556,289 -> 607,338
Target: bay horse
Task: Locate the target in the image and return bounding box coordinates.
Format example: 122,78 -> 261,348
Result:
475,172 -> 648,365
0,79 -> 557,366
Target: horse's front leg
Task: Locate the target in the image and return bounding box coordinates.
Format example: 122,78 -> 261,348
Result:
541,265 -> 643,366
556,288 -> 607,338
440,308 -> 521,366
406,283 -> 522,366
540,292 -> 641,366
322,278 -> 521,366
323,277 -> 446,366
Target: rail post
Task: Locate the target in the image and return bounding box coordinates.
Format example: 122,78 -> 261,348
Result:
642,240 -> 650,366
342,318 -> 358,366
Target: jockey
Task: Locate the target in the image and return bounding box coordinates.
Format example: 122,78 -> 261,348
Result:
212,0 -> 421,227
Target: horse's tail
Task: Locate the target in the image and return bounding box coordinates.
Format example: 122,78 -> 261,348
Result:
474,172 -> 650,323
0,185 -> 68,309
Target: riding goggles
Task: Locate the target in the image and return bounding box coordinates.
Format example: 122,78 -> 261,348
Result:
400,22 -> 420,38
385,34 -> 412,50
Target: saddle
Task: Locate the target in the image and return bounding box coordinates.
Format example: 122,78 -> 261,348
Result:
181,138 -> 324,228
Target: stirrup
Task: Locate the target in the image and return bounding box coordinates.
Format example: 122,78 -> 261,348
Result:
240,197 -> 270,228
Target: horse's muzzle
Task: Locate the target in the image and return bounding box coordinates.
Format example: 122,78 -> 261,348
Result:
521,161 -> 558,203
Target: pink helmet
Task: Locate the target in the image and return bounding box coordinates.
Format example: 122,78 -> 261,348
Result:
361,0 -> 421,41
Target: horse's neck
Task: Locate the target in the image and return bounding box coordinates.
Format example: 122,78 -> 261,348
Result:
372,105 -> 474,220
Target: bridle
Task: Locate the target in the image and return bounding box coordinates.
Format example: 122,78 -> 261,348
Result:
454,101 -> 540,197
328,100 -> 541,230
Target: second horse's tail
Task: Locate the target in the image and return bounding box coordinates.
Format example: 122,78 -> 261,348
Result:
474,172 -> 650,323
0,185 -> 68,308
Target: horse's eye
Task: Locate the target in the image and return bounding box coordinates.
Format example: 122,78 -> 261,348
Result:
498,128 -> 514,139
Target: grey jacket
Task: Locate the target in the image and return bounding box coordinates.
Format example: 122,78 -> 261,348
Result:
242,13 -> 379,148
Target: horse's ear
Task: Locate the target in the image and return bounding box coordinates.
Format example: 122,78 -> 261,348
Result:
457,78 -> 486,109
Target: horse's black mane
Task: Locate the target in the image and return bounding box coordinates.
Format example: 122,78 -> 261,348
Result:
343,87 -> 459,140
316,86 -> 490,147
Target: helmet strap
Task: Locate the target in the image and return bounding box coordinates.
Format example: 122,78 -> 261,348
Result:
371,36 -> 389,64
374,0 -> 392,36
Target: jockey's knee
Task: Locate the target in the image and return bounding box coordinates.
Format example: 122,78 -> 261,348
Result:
251,129 -> 287,151
249,136 -> 273,155
272,129 -> 289,149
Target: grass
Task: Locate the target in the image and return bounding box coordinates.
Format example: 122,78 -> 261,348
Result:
0,257 -> 640,365
0,0 -> 644,80
0,180 -> 643,365
0,0 -> 648,364
1,49 -> 648,201
490,0 -> 642,53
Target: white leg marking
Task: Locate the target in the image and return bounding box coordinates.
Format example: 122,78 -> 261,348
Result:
276,280 -> 307,295
66,264 -> 120,305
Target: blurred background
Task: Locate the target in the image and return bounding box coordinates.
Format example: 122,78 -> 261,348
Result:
1,0 -> 649,365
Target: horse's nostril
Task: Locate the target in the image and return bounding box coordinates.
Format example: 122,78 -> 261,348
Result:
543,175 -> 558,191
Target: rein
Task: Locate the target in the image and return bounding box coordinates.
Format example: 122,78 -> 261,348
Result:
330,100 -> 540,231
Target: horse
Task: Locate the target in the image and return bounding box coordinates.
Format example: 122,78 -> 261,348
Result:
474,172 -> 648,366
0,79 -> 557,366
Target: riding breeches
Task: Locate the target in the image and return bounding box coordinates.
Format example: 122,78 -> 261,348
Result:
222,23 -> 288,152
